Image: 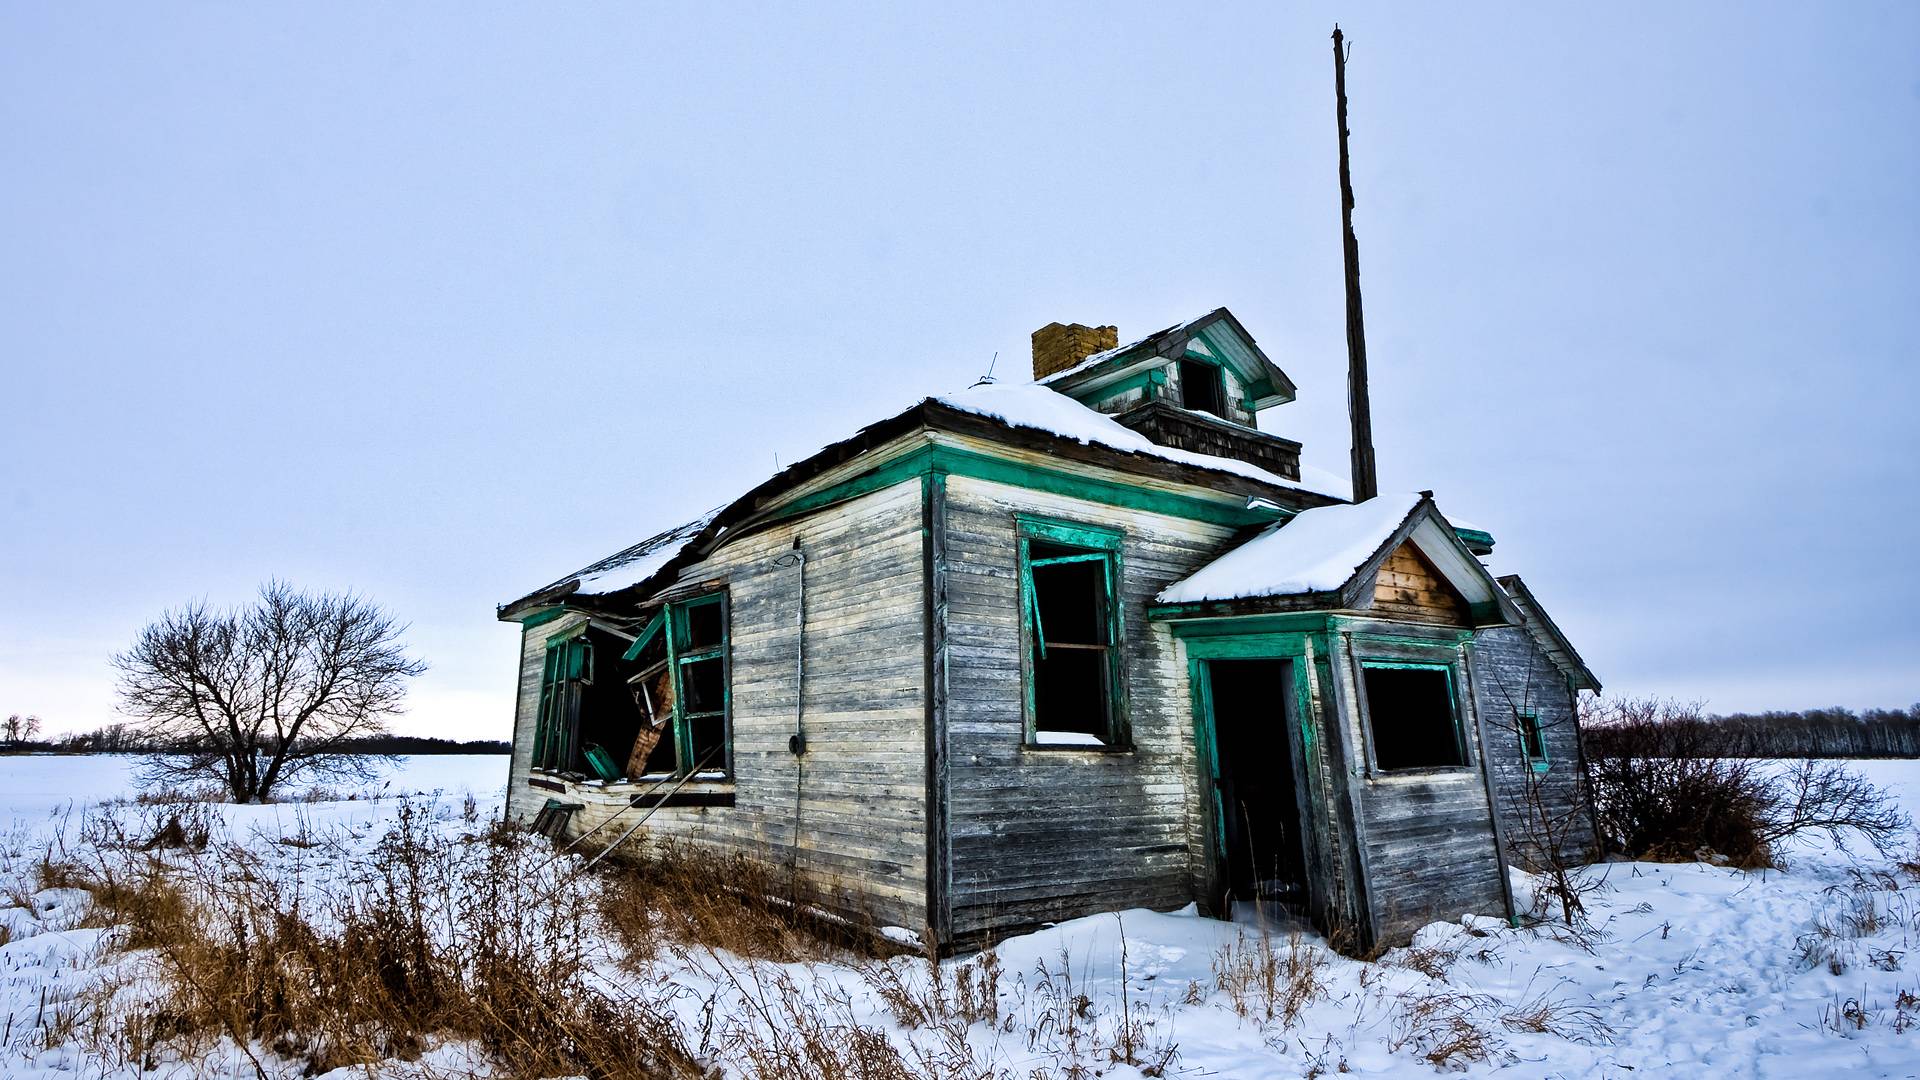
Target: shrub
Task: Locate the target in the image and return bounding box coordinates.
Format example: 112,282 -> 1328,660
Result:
1583,697 -> 1909,867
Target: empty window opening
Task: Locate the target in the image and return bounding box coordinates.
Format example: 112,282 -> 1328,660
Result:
1022,524 -> 1124,747
1180,358 -> 1227,418
1362,663 -> 1466,771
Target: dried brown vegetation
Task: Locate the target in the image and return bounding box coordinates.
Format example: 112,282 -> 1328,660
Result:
1583,697 -> 1908,868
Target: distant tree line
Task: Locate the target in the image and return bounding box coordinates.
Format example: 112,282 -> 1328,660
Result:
1584,703 -> 1920,759
4,720 -> 507,757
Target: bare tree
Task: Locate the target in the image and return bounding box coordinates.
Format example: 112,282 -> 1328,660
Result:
3,714 -> 42,745
113,582 -> 427,802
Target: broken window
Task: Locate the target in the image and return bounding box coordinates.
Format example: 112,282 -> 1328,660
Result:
531,632 -> 593,772
673,594 -> 730,777
1361,662 -> 1466,771
530,591 -> 732,784
1518,709 -> 1550,771
619,591 -> 731,778
622,613 -> 677,778
1019,517 -> 1125,747
1179,358 -> 1228,418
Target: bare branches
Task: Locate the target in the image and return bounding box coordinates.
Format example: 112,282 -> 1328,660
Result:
1582,697 -> 1911,867
113,582 -> 426,803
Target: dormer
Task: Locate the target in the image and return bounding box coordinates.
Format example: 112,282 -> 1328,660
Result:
1031,307 -> 1305,480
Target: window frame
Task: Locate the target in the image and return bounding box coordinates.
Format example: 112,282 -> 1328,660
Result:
531,626 -> 594,773
1178,357 -> 1229,418
1355,658 -> 1471,774
619,590 -> 733,781
1517,708 -> 1551,773
1016,514 -> 1129,751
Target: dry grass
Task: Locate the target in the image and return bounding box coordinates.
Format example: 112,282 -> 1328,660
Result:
595,837 -> 883,965
63,801 -> 705,1078
1211,930 -> 1328,1028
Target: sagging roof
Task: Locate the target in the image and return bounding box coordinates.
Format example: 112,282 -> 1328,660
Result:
499,382 -> 1347,619
1039,307 -> 1298,409
1154,492 -> 1522,626
1498,574 -> 1603,692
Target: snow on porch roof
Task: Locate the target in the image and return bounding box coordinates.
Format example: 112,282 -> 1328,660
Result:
1156,492 -> 1425,604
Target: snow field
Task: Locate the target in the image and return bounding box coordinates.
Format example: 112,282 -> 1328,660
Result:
1,754 -> 1918,1077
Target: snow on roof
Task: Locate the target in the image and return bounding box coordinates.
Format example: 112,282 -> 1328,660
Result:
1036,310 -> 1218,386
1156,492 -> 1423,604
510,381 -> 1344,613
568,510 -> 720,597
932,382 -> 1337,495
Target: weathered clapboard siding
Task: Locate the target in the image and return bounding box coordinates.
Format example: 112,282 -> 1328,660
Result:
504,480 -> 930,930
1328,627 -> 1510,944
1473,625 -> 1596,864
505,612 -> 588,822
940,473 -> 1239,940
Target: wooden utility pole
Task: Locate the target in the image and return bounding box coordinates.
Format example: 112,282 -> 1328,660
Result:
1333,25 -> 1379,503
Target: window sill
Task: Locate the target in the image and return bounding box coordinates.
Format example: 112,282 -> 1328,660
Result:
1528,761 -> 1552,774
1367,765 -> 1478,782
1023,740 -> 1135,755
527,771 -> 735,808
630,788 -> 735,808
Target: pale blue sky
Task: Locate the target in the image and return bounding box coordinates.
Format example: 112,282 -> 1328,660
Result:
4,3 -> 1916,737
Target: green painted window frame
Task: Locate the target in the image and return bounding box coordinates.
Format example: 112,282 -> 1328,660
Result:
619,592 -> 732,779
1356,658 -> 1470,773
1016,514 -> 1129,750
531,629 -> 594,772
1517,709 -> 1550,772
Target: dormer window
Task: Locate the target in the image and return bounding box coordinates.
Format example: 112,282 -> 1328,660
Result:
1179,358 -> 1227,418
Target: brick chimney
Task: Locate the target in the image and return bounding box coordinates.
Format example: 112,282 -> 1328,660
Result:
1031,322 -> 1119,381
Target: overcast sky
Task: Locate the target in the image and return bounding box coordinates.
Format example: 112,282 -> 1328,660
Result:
4,3 -> 1916,738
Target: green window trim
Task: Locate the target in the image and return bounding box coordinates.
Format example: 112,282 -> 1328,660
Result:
634,592 -> 732,779
532,634 -> 595,772
1017,515 -> 1128,749
537,594 -> 732,782
622,610 -> 665,662
1518,709 -> 1551,772
1356,658 -> 1469,773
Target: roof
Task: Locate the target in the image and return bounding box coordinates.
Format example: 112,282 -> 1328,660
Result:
499,382 -> 1347,618
1039,307 -> 1298,408
1156,493 -> 1423,603
1497,574 -> 1603,692
1154,492 -> 1522,627
930,383 -> 1326,492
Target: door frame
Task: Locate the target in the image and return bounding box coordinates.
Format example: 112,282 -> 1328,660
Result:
1191,655 -> 1321,919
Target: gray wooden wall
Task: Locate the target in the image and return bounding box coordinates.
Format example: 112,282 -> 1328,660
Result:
1472,625 -> 1596,868
1325,623 -> 1512,945
938,474 -> 1238,941
504,480 -> 931,930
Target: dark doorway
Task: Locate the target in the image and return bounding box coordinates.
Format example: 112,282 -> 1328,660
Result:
1205,659 -> 1308,911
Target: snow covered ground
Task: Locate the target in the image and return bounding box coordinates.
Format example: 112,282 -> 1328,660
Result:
3,753 -> 1919,1078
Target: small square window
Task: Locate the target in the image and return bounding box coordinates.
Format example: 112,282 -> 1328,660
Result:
1179,359 -> 1227,418
1362,663 -> 1466,771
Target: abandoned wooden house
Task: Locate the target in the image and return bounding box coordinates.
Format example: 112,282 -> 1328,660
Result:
497,307 -> 1600,952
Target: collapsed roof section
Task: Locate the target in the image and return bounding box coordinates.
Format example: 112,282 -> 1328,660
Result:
1152,492 -> 1522,627
497,382 -> 1349,620
1038,307 -> 1298,411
